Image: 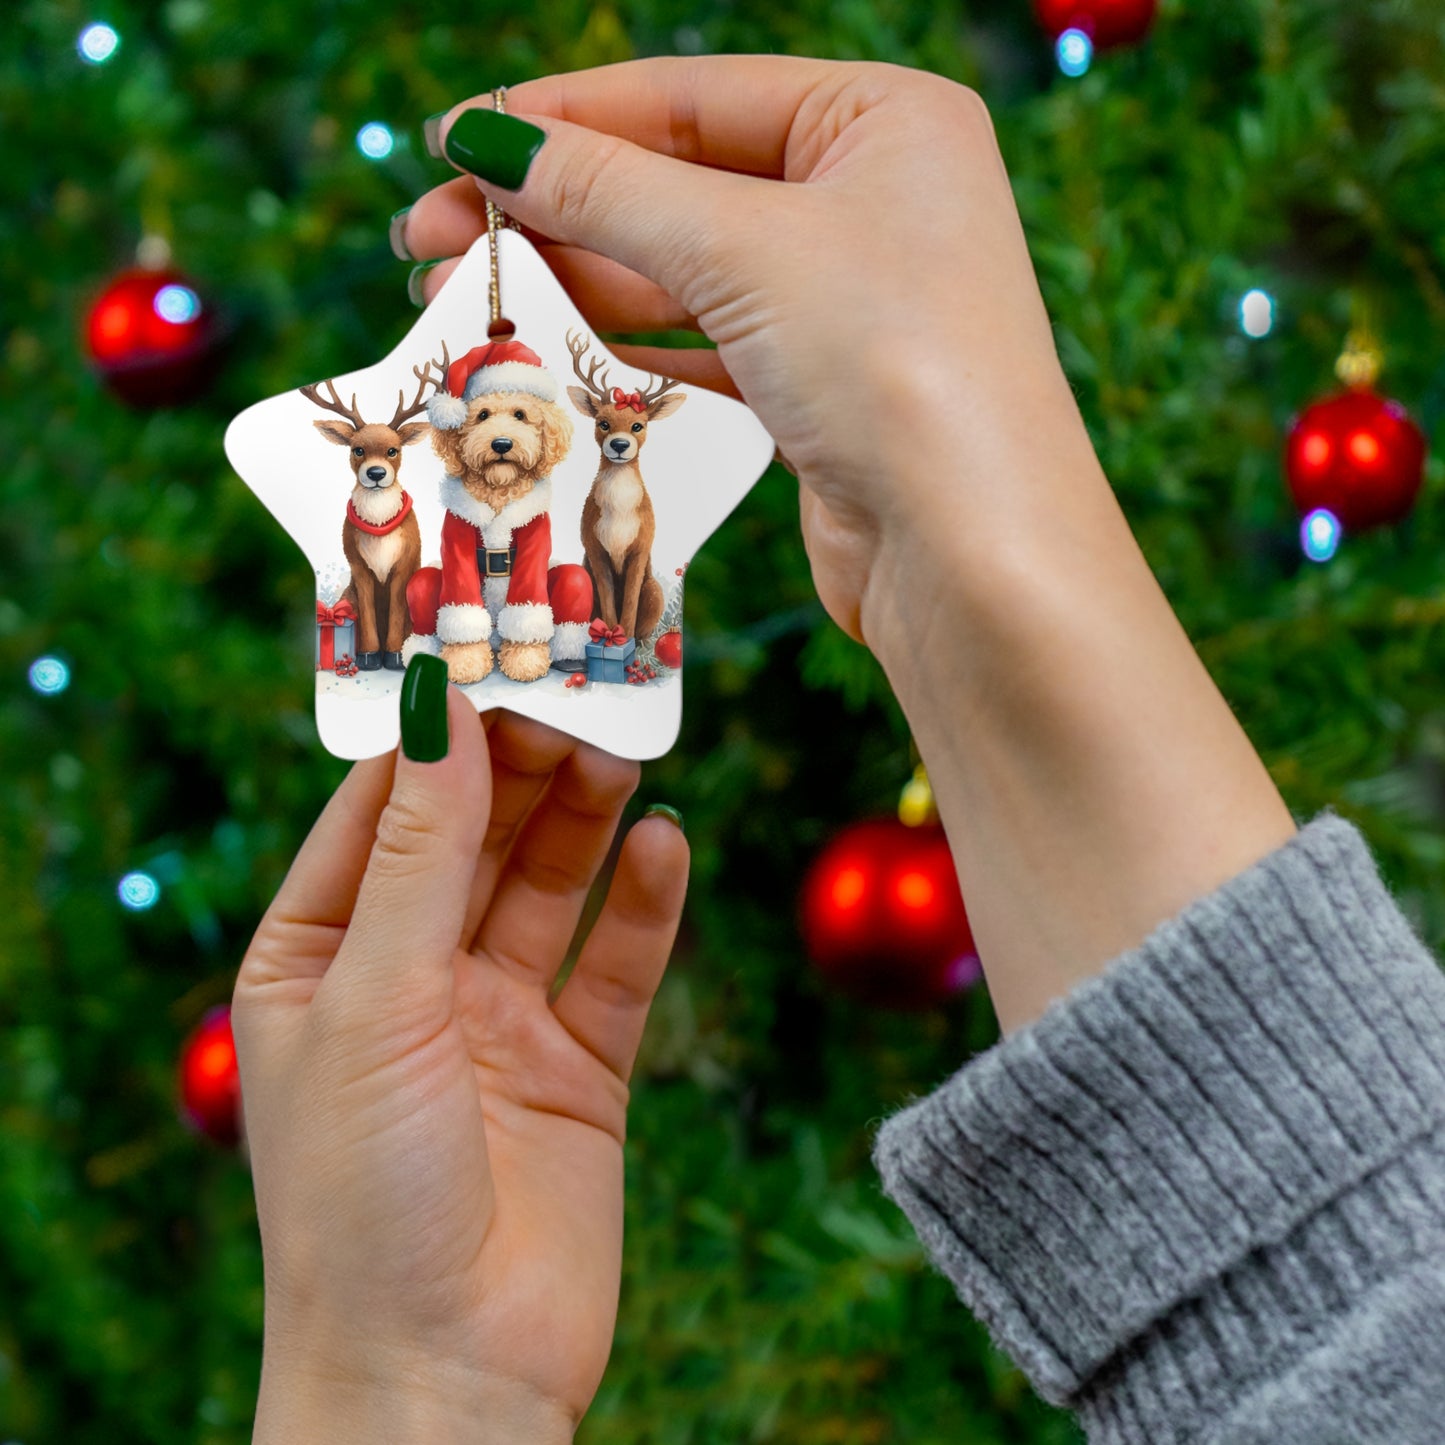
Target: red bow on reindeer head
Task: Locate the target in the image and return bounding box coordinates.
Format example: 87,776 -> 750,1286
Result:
611,387 -> 646,414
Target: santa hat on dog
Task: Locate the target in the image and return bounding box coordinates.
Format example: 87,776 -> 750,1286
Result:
427,338 -> 559,429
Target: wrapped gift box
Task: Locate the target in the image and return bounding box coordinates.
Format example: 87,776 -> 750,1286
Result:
316,563 -> 357,671
585,635 -> 636,684
316,602 -> 356,670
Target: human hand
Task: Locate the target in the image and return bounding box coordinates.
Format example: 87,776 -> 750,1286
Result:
397,57 -> 1293,1047
233,692 -> 688,1443
400,56 -> 1101,647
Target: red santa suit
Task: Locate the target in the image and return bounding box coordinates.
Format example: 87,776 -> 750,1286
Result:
404,473 -> 591,658
401,338 -> 592,667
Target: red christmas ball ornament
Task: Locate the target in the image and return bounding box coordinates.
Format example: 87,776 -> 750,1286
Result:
85,266 -> 219,407
654,630 -> 683,670
178,1005 -> 242,1147
800,818 -> 981,1010
1034,0 -> 1157,48
1285,388 -> 1427,533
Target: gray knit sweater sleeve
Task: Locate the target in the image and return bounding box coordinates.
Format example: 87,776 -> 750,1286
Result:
870,813 -> 1445,1444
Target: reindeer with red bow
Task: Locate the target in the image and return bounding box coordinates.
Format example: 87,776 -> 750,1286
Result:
565,330 -> 687,643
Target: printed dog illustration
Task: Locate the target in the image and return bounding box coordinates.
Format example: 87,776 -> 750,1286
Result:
404,338 -> 593,683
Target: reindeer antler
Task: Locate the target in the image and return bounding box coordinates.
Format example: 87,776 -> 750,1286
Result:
392,340 -> 451,428
566,328 -> 612,402
299,379 -> 366,429
638,373 -> 685,408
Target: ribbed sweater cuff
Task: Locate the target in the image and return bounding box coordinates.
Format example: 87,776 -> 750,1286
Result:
870,813 -> 1445,1431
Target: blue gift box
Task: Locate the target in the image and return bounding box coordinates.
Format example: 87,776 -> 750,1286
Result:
585,635 -> 636,684
316,612 -> 356,671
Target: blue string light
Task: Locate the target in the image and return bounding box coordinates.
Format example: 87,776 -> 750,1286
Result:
28,657 -> 70,695
1056,28 -> 1093,77
78,23 -> 120,64
356,122 -> 395,160
118,871 -> 161,911
153,284 -> 201,324
1301,508 -> 1342,563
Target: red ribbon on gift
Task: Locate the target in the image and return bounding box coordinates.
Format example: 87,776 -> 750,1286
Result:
589,618 -> 627,648
317,598 -> 357,670
611,387 -> 646,414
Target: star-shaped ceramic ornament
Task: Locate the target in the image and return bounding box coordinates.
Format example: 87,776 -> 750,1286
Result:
224,228 -> 775,761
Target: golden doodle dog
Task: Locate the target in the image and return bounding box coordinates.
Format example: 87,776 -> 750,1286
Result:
403,338 -> 593,684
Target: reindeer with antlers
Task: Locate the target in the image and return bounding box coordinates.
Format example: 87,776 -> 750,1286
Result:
565,331 -> 687,644
300,346 -> 447,670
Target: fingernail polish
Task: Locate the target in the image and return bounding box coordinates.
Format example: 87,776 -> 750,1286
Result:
644,803 -> 685,834
423,112 -> 447,159
407,260 -> 442,309
401,653 -> 449,762
443,108 -> 546,191
388,206 -> 413,262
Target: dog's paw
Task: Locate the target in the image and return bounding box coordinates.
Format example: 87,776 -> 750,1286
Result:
498,639 -> 552,683
441,640 -> 494,684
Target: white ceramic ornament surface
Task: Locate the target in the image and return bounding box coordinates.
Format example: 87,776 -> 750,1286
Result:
224,229 -> 775,761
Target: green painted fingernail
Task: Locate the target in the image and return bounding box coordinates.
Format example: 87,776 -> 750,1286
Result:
407,259 -> 442,308
401,653 -> 449,762
443,107 -> 546,191
423,112 -> 446,159
388,206 -> 413,262
645,803 -> 684,834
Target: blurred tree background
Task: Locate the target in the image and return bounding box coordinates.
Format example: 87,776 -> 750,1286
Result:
3,0 -> 1444,1440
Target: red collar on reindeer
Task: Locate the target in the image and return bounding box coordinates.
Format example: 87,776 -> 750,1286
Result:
347,490 -> 414,535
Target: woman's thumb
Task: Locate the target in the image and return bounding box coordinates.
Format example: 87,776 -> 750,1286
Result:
327,667 -> 490,1015
438,104 -> 760,307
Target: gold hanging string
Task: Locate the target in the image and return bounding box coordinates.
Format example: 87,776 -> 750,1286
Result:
486,87 -> 516,341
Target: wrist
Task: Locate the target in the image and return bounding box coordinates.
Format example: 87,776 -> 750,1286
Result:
857,394 -> 1119,682
855,423 -> 1293,1035
254,1345 -> 575,1445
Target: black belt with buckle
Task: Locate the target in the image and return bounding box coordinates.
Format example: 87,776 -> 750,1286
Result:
481,546 -> 516,577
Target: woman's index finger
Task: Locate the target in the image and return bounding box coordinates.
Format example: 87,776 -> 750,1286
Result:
500,55 -> 849,180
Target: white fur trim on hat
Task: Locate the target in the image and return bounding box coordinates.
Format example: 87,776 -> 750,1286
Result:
550,620 -> 589,663
498,601 -> 554,644
436,602 -> 491,645
401,633 -> 442,665
462,360 -> 558,405
428,394 -> 470,430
